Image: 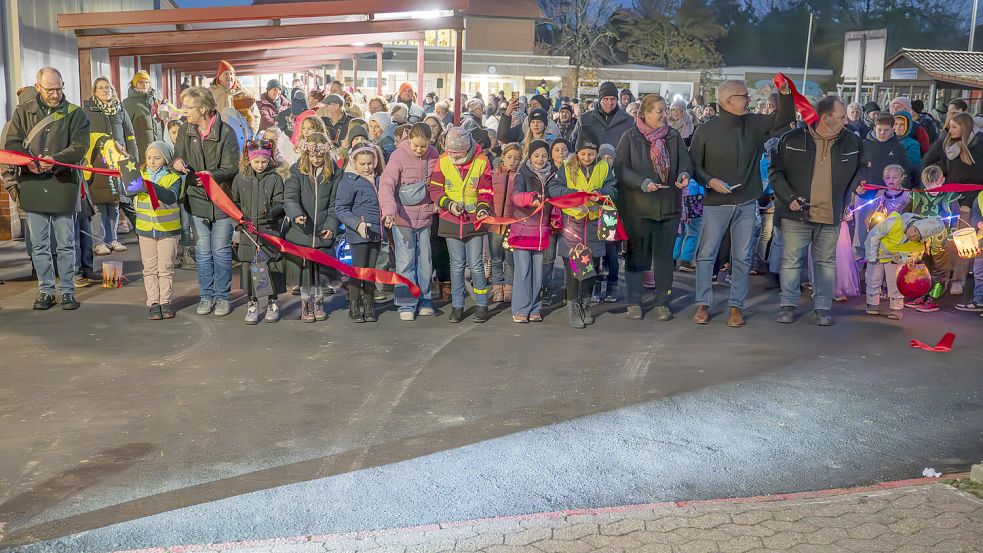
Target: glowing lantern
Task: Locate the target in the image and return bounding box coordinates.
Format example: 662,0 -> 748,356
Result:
865,207 -> 888,230
897,261 -> 932,299
951,227 -> 981,259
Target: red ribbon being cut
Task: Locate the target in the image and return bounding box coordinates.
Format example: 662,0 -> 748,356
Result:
863,183 -> 983,194
910,332 -> 956,353
773,73 -> 818,125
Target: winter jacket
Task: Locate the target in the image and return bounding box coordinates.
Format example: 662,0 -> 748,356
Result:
220,107 -> 255,153
497,111 -> 563,144
334,169 -> 383,245
910,188 -> 960,220
378,140 -> 439,230
122,87 -> 164,164
461,113 -> 492,150
321,112 -> 352,146
917,112 -> 940,144
769,125 -> 862,226
258,92 -> 291,132
614,124 -> 692,221
865,212 -> 941,263
173,111 -> 241,221
375,122 -> 397,161
690,92 -> 795,207
571,106 -> 634,155
429,149 -> 494,240
489,168 -> 519,234
231,166 -> 285,261
508,164 -> 554,252
290,87 -> 308,116
395,100 -> 426,124
135,166 -> 182,239
556,119 -> 577,142
852,133 -> 914,199
209,83 -> 236,111
3,91 -> 90,214
283,163 -> 340,250
82,99 -> 139,205
921,132 -> 983,207
549,159 -> 617,254
894,112 -> 922,167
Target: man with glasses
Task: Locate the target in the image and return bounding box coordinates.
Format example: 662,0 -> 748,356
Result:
3,67 -> 90,310
689,79 -> 795,327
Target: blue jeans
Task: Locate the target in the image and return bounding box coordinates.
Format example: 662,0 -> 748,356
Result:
488,232 -> 513,285
972,209 -> 983,303
179,204 -> 195,247
673,218 -> 702,262
779,218 -> 838,312
74,212 -> 94,276
695,201 -> 757,309
512,249 -> 544,316
26,212 -> 76,295
446,234 -> 488,308
192,216 -> 234,300
94,203 -> 119,245
392,225 -> 434,311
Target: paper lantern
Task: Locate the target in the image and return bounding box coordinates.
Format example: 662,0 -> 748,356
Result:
952,227 -> 981,259
897,261 -> 931,299
865,207 -> 888,231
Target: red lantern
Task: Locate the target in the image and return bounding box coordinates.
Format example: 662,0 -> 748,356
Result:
897,261 -> 932,299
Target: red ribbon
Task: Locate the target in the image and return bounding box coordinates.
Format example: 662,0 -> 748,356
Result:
470,191 -> 597,228
197,172 -> 422,297
863,183 -> 983,193
773,73 -> 818,125
910,332 -> 955,352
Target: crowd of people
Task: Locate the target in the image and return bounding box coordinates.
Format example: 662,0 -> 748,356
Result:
3,62 -> 983,329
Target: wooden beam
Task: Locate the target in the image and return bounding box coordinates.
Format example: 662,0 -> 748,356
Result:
77,16 -> 464,49
59,0 -> 469,30
163,58 -> 344,73
140,46 -> 381,66
79,49 -> 93,100
109,34 -> 418,58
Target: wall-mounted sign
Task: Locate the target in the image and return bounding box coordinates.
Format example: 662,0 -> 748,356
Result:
890,68 -> 919,81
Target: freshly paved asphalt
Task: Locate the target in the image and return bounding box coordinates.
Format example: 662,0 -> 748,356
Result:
0,238 -> 981,552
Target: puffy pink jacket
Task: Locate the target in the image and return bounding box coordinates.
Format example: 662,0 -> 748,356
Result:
378,140 -> 439,229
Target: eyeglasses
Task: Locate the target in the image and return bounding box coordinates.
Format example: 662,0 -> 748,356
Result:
728,94 -> 751,103
38,84 -> 64,94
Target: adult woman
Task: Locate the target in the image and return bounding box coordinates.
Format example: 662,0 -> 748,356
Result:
614,94 -> 692,321
424,114 -> 445,152
172,86 -> 241,317
367,96 -> 389,116
846,102 -> 866,136
668,99 -> 694,146
83,77 -> 138,255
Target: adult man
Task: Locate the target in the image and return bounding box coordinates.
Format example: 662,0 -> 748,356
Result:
172,87 -> 240,317
944,98 -> 968,129
258,79 -> 290,131
209,60 -> 238,110
459,97 -> 491,149
689,79 -> 795,327
289,79 -> 308,116
770,96 -> 862,326
123,70 -> 164,164
888,96 -> 929,154
395,82 -> 426,124
557,104 -> 577,142
4,67 -> 90,310
572,82 -> 633,151
320,94 -> 351,146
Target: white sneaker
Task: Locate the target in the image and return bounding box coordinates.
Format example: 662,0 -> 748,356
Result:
399,311 -> 416,321
93,243 -> 112,256
418,306 -> 435,316
950,282 -> 964,296
265,300 -> 281,322
244,301 -> 261,325
109,241 -> 127,252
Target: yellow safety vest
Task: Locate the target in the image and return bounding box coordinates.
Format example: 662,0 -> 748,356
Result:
436,153 -> 488,208
561,159 -> 608,220
135,169 -> 182,233
878,212 -> 925,262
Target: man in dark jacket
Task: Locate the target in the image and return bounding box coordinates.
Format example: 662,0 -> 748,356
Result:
320,94 -> 351,146
172,86 -> 241,317
690,79 -> 796,327
770,96 -> 862,326
122,71 -> 164,164
3,67 -> 89,310
572,82 -> 633,151
556,105 -> 577,142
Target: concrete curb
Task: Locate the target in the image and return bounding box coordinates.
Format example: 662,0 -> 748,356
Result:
115,474 -> 959,553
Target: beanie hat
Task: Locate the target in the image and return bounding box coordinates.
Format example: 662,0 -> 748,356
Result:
909,216 -> 945,242
529,108 -> 549,126
550,137 -> 571,153
399,82 -> 415,97
891,96 -> 912,112
369,111 -> 392,131
671,99 -> 687,111
444,126 -> 473,152
348,125 -> 369,143
130,70 -> 151,88
559,104 -> 574,114
147,140 -> 173,165
575,130 -> 599,153
217,60 -> 235,79
598,143 -> 616,159
390,104 -> 408,124
862,101 -> 881,114
527,139 -> 549,157
598,81 -> 619,99
466,97 -> 485,113
530,94 -> 549,111
266,79 -> 283,92
324,94 -> 344,106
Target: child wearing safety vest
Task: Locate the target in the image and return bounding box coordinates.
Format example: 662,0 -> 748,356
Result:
548,130 -> 617,329
136,141 -> 184,320
428,127 -> 494,324
865,212 -> 945,320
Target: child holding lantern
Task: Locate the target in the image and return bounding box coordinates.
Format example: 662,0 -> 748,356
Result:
905,165 -> 960,313
865,212 -> 945,319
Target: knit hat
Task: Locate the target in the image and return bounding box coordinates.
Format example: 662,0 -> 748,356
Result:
559,104 -> 574,114
324,94 -> 344,106
217,60 -> 235,79
399,82 -> 415,97
266,79 -> 283,92
862,101 -> 881,114
369,111 -> 392,131
890,96 -> 912,112
598,143 -> 616,160
529,108 -> 549,126
909,216 -> 945,242
147,140 -> 173,164
348,125 -> 369,143
575,129 -> 599,153
444,126 -> 473,152
530,94 -> 549,111
550,137 -> 571,153
466,97 -> 484,113
391,104 -> 408,124
130,70 -> 151,88
598,81 -> 619,99
671,99 -> 687,111
527,139 -> 549,156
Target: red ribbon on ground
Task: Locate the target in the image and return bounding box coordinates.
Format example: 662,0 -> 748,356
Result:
863,183 -> 983,193
773,73 -> 818,125
910,332 -> 955,352
197,172 -> 422,297
0,149 -> 159,208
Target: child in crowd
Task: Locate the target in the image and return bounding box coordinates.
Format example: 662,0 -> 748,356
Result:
550,139 -> 570,169
166,120 -> 182,145
137,141 -> 183,320
284,132 -> 340,322
878,164 -> 912,214
232,139 -> 287,324
595,143 -> 620,302
166,119 -> 195,270
548,131 -> 616,329
509,139 -> 554,323
905,165 -> 960,313
395,124 -> 412,145
865,213 -> 945,319
542,138 -> 570,301
335,145 -> 386,323
489,142 -> 521,303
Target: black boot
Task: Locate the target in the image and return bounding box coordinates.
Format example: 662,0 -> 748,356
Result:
567,301 -> 585,329
472,305 -> 489,323
361,294 -> 377,322
448,307 -> 464,323
349,295 -> 365,323
580,297 -> 594,325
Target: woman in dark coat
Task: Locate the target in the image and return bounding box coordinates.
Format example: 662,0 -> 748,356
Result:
83,77 -> 138,255
614,94 -> 693,322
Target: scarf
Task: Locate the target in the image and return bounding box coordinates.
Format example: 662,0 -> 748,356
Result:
93,96 -> 122,116
635,116 -> 670,183
526,159 -> 553,186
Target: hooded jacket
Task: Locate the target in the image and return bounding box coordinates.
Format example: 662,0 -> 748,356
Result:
378,140 -> 440,229
122,86 -> 164,164
334,166 -> 383,245
865,212 -> 944,263
283,163 -> 340,249
893,111 -> 922,167
82,98 -> 139,205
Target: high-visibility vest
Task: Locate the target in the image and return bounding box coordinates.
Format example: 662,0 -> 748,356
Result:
877,212 -> 925,262
134,168 -> 182,233
561,160 -> 608,220
437,153 -> 488,208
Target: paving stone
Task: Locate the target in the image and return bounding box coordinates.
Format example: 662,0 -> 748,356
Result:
730,511 -> 775,525
836,537 -> 898,552
643,516 -> 691,533
550,522 -> 597,541
597,518 -> 645,536
502,526 -> 552,546
530,538 -> 592,553
716,535 -> 764,553
631,544 -> 672,553
761,531 -> 806,550
802,526 -> 851,545
580,532 -> 641,550
674,539 -> 721,553
453,532 -> 504,552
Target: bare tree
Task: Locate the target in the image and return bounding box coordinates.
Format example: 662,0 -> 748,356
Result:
538,0 -> 618,94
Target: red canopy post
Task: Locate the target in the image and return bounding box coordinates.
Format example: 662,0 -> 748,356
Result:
352,58 -> 358,94
79,48 -> 93,100
452,29 -> 462,125
416,38 -> 425,107
109,55 -> 121,96
376,51 -> 383,96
